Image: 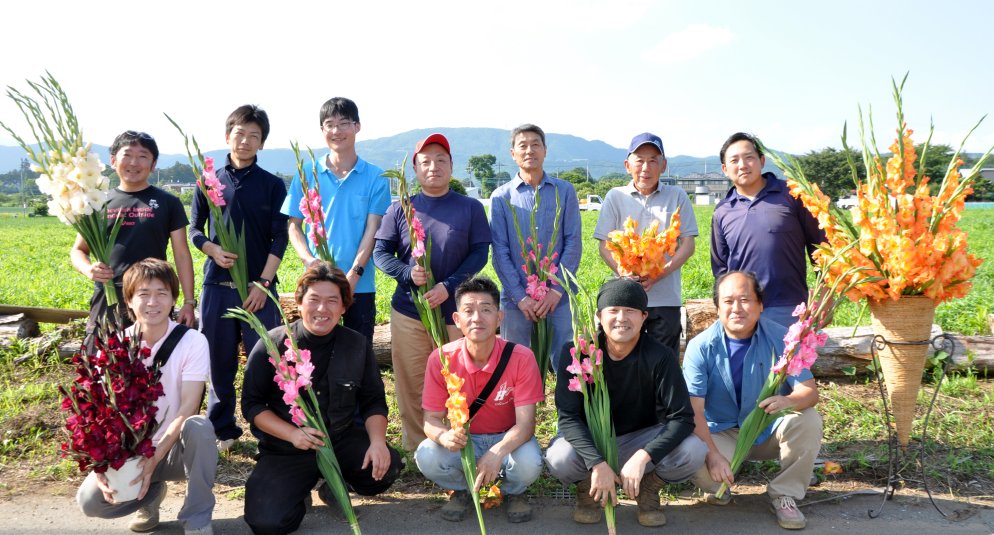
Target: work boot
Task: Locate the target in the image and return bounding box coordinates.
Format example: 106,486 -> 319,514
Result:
770,495 -> 807,530
128,482 -> 166,532
636,473 -> 667,527
505,493 -> 532,523
440,490 -> 471,522
573,476 -> 602,524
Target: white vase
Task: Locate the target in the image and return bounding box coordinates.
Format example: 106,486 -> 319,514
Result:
103,456 -> 144,503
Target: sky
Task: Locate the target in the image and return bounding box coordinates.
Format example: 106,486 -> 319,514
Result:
1,0 -> 992,161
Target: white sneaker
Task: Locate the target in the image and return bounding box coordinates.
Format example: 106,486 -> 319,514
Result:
216,438 -> 236,452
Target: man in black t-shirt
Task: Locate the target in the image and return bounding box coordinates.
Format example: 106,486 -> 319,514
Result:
545,278 -> 707,528
71,131 -> 196,342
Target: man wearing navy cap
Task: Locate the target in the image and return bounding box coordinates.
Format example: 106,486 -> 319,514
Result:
373,133 -> 491,451
593,133 -> 697,356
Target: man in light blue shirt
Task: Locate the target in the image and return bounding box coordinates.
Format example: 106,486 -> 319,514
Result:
283,97 -> 390,343
682,271 -> 821,530
490,124 -> 582,372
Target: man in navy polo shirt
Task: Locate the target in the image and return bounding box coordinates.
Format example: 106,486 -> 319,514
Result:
373,133 -> 491,451
283,97 -> 390,344
190,104 -> 289,450
710,132 -> 825,327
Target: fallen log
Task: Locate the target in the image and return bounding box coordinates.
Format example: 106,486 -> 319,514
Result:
0,304 -> 88,324
0,314 -> 40,338
684,300 -> 994,377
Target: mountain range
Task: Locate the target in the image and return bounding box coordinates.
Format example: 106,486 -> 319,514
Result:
0,127 -> 757,179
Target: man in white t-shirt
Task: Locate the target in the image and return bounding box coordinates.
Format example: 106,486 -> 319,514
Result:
75,258 -> 217,535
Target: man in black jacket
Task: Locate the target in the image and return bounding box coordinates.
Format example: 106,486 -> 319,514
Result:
240,262 -> 402,535
545,278 -> 706,528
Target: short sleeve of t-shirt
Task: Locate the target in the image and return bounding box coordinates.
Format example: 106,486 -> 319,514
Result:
164,189 -> 189,232
370,172 -> 390,217
675,188 -> 699,237
592,189 -> 624,241
509,344 -> 544,407
682,338 -> 708,398
422,348 -> 448,413
281,174 -> 304,219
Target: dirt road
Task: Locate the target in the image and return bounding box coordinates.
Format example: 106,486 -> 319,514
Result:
2,486 -> 992,535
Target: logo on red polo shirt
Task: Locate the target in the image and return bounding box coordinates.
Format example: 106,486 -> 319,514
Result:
493,382 -> 513,405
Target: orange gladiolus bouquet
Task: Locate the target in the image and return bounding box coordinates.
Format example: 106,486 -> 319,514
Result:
605,212 -> 681,281
763,75 -> 991,305
437,349 -> 487,534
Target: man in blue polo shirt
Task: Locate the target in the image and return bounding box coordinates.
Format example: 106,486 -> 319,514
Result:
373,133 -> 491,451
283,97 -> 390,344
190,104 -> 289,450
710,132 -> 825,327
490,124 -> 582,373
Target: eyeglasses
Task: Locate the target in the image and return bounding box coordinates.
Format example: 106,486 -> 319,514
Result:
322,120 -> 356,132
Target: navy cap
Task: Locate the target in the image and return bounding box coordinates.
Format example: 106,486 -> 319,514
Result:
628,132 -> 665,158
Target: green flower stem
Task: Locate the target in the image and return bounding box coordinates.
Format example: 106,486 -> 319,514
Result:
460,426 -> 486,535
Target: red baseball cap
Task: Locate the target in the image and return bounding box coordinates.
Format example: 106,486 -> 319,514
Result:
412,133 -> 451,166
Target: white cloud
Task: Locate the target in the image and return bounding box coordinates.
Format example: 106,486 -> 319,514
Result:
642,24 -> 734,65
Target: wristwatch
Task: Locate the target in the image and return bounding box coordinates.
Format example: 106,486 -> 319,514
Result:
350,265 -> 365,277
183,298 -> 198,308
258,278 -> 272,288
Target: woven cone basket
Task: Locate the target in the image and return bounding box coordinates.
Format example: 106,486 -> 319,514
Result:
868,295 -> 936,448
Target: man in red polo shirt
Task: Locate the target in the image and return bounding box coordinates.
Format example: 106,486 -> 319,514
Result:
416,277 -> 544,524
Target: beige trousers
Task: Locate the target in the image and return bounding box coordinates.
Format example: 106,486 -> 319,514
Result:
390,308 -> 462,451
693,407 -> 823,500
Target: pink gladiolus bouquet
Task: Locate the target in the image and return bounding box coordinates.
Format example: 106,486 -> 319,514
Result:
291,141 -> 335,266
555,267 -> 619,535
58,327 -> 165,474
715,258 -> 862,500
382,163 -> 450,347
225,286 -> 361,534
505,187 -> 562,390
0,73 -> 123,306
165,114 -> 249,302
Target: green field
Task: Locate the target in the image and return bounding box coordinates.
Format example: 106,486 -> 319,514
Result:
0,207 -> 991,334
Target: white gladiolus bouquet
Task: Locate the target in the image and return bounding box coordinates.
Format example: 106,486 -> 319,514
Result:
0,73 -> 122,305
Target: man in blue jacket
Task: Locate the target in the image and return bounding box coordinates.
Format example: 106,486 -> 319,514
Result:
683,271 -> 822,530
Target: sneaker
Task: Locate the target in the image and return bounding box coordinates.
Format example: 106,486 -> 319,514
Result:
770,496 -> 806,530
440,490 -> 471,522
703,490 -> 732,506
216,438 -> 236,452
128,483 -> 166,532
505,493 -> 532,523
185,524 -> 213,535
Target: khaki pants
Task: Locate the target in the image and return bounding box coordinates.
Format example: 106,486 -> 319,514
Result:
692,407 -> 822,500
391,308 -> 462,451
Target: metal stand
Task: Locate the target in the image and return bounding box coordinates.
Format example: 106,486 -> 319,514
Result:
867,333 -> 969,520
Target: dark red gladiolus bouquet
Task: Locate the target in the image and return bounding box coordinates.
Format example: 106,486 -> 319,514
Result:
58,329 -> 165,473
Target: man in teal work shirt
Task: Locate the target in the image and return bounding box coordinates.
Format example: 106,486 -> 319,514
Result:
283,97 -> 390,343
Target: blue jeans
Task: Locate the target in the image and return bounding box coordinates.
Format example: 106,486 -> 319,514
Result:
415,434 -> 543,495
500,298 -> 573,372
343,292 -> 376,346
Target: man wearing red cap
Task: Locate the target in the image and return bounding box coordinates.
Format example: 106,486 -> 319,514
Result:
373,133 -> 491,451
593,132 -> 697,356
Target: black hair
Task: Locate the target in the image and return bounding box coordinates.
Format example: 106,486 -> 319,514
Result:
319,97 -> 360,125
226,104 -> 270,143
455,276 -> 501,307
510,123 -> 546,148
712,270 -> 764,306
110,131 -> 159,163
719,132 -> 762,164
